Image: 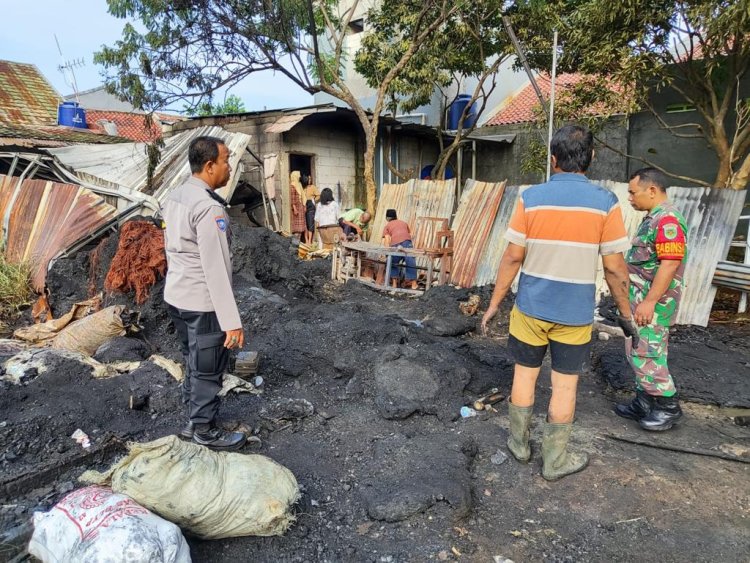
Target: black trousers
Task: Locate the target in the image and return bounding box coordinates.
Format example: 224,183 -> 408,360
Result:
167,304 -> 228,424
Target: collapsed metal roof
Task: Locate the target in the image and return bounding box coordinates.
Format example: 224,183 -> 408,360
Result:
47,125 -> 252,203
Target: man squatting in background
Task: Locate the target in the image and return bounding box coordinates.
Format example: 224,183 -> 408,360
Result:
161,136 -> 247,451
615,167 -> 688,431
482,125 -> 640,481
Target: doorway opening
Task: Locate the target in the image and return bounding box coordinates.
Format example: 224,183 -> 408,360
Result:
289,154 -> 313,180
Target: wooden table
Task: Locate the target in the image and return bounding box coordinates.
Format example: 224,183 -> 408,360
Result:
334,240 -> 451,294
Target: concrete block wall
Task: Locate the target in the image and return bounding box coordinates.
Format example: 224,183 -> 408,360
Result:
285,123 -> 360,211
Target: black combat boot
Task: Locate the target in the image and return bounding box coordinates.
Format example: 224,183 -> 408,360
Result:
639,394 -> 682,431
614,389 -> 654,421
193,424 -> 247,450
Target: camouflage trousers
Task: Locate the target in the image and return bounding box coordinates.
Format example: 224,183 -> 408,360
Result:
624,321 -> 677,397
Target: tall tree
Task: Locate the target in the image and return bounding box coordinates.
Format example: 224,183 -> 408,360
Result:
511,0 -> 750,189
184,94 -> 247,117
355,1 -> 511,180
95,0 -> 464,212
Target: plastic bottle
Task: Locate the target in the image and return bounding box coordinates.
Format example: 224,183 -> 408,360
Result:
460,406 -> 478,418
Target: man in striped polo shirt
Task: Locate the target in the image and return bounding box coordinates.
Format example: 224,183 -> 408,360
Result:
482,125 -> 638,481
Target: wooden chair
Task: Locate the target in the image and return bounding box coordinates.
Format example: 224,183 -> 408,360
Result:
414,217 -> 453,289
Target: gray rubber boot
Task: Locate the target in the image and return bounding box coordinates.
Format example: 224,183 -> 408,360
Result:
541,422 -> 589,481
506,402 -> 533,462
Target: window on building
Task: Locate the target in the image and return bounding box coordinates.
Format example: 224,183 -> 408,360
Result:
665,103 -> 696,113
348,18 -> 364,33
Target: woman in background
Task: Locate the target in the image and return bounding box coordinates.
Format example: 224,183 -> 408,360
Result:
302,174 -> 320,245
315,188 -> 342,250
289,171 -> 306,240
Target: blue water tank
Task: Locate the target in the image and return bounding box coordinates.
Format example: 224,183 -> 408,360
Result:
58,101 -> 87,129
447,94 -> 477,130
420,164 -> 455,180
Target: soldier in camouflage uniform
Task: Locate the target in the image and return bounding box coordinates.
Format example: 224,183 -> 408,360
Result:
615,168 -> 687,431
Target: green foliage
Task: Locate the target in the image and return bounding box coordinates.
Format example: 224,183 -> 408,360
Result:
510,0 -> 750,188
0,254 -> 32,326
96,0 -> 328,111
183,94 -> 247,116
307,51 -> 345,88
355,0 -> 510,116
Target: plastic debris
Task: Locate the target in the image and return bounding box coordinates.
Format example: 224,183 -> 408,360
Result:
71,429 -> 91,449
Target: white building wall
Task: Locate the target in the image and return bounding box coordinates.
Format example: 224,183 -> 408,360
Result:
284,124 -> 359,211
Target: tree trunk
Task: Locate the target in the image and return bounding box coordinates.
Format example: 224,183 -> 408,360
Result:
729,152 -> 750,190
363,131 -> 378,214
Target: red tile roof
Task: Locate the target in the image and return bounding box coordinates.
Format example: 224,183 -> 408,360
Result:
486,74 -> 589,126
85,110 -> 182,142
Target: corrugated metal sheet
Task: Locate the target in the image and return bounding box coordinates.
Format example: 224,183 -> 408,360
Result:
713,261 -> 750,292
0,123 -> 128,146
371,180 -> 456,259
473,184 -> 522,286
264,114 -> 307,134
47,126 -> 252,203
450,180 -> 507,287
0,174 -> 118,291
460,179 -> 744,326
600,181 -> 747,326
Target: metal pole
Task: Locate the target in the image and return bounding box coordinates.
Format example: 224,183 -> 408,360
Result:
502,16 -> 549,120
546,29 -> 559,182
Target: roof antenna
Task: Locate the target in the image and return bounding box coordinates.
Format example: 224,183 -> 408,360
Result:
55,34 -> 84,103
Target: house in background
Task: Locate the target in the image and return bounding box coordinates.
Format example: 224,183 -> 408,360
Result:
0,59 -> 128,150
475,69 -> 750,190
312,0 -> 528,128
65,86 -> 185,142
168,104 -> 505,231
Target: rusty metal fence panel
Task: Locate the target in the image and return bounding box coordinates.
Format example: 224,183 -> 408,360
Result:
372,179 -> 456,251
0,175 -> 118,291
599,181 -> 747,326
449,180 -> 507,288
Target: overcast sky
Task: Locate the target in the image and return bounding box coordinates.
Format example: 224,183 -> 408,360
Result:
1,0 -> 314,112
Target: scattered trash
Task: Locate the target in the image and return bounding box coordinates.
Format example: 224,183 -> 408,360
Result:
104,221 -> 167,305
459,294 -> 481,316
51,305 -> 140,356
148,355 -> 184,381
598,332 -> 611,341
451,546 -> 462,556
28,486 -> 191,563
493,557 -> 515,563
218,373 -> 262,397
252,375 -> 264,388
460,406 -> 478,418
234,351 -> 260,379
490,450 -> 508,465
2,348 -> 114,384
261,398 -> 315,421
80,435 -> 300,539
0,338 -> 26,360
472,388 -> 505,411
70,429 -> 91,449
13,296 -> 102,344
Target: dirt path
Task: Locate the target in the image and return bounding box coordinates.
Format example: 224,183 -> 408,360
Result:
1,226 -> 748,562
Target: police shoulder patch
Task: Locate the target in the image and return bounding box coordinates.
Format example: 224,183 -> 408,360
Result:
662,223 -> 678,240
215,217 -> 227,232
